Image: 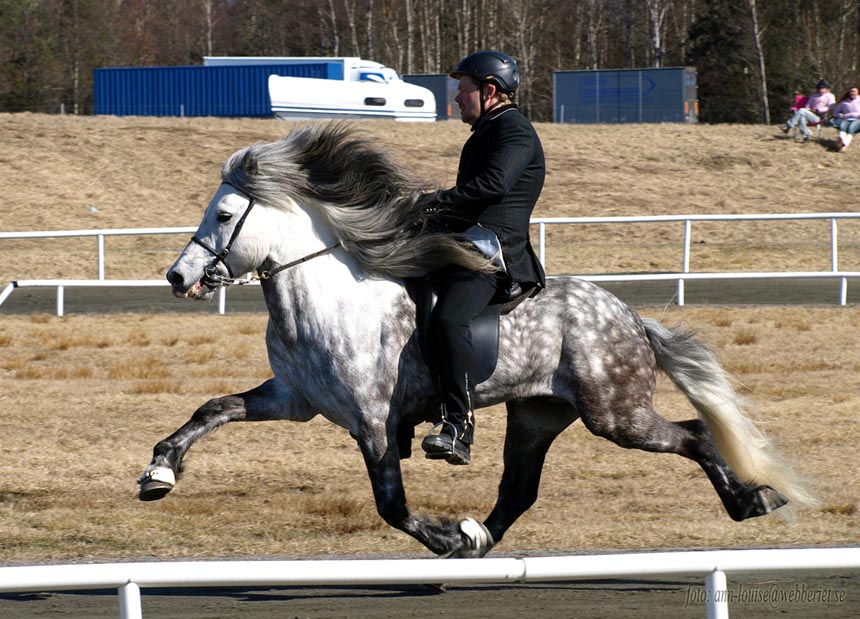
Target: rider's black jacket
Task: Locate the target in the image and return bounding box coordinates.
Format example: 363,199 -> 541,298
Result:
433,103 -> 546,290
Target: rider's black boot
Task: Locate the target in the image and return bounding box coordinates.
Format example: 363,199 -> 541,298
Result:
421,412 -> 474,465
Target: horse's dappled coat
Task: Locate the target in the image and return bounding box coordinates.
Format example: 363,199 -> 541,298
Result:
140,124 -> 814,558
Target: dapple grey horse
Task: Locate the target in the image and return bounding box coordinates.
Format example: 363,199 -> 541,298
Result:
139,124 -> 814,557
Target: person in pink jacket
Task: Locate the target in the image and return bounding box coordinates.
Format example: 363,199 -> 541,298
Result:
781,79 -> 835,141
833,86 -> 860,151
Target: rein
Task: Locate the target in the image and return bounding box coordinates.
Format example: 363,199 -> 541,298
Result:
257,244 -> 341,281
192,182 -> 340,287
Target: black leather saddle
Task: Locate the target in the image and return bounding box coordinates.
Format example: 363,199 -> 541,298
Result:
406,276 -> 534,386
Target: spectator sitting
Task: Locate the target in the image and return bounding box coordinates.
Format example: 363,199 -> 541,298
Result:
780,79 -> 835,141
833,86 -> 860,152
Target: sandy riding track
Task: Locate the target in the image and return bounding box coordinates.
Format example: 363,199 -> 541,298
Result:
0,569 -> 855,618
0,115 -> 858,616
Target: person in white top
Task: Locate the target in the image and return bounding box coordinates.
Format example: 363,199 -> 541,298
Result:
781,79 -> 835,141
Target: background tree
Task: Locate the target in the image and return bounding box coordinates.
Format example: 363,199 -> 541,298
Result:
687,0 -> 760,122
0,0 -> 858,121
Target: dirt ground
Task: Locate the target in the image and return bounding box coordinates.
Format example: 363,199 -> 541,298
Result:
0,114 -> 858,617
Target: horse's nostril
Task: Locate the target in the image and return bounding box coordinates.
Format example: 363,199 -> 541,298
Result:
166,270 -> 184,287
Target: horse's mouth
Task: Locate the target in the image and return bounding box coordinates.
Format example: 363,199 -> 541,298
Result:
172,279 -> 214,300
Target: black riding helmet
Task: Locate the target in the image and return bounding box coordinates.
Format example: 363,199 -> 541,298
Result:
450,50 -> 519,119
450,50 -> 520,96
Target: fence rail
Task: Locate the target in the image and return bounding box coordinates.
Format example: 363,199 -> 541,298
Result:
0,547 -> 857,619
2,213 -> 860,314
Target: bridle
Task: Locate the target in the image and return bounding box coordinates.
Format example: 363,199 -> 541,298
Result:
191,182 -> 340,288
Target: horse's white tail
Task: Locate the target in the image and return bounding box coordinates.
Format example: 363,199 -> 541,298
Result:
642,319 -> 817,509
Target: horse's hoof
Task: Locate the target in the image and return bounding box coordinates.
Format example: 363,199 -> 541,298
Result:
139,481 -> 173,501
757,485 -> 789,513
138,467 -> 175,502
445,518 -> 494,558
734,485 -> 789,520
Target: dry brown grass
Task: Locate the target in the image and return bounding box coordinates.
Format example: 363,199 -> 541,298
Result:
0,115 -> 858,564
0,307 -> 858,563
2,114 -> 860,282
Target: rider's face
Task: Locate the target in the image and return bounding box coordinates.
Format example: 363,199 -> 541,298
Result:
455,77 -> 482,126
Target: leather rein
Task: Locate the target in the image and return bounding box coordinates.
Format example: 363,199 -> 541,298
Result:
191,182 -> 340,287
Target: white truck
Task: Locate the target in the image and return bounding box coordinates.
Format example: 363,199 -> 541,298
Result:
204,56 -> 437,122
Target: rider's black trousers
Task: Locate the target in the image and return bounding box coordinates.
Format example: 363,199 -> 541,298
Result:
427,265 -> 500,443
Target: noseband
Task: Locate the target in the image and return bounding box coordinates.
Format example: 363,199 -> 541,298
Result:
191,182 -> 340,287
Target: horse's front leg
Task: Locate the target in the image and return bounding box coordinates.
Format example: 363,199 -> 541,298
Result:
356,419 -> 492,557
139,378 -> 314,501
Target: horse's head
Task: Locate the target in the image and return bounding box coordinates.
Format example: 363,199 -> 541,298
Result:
167,181 -> 267,299
168,124 -> 496,300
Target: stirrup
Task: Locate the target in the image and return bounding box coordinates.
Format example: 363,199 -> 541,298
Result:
423,420 -> 459,439
421,420 -> 460,456
421,422 -> 471,465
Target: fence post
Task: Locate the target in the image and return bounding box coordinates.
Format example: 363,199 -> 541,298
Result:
0,283 -> 15,307
57,285 -> 64,317
678,219 -> 692,306
98,234 -> 106,280
118,581 -> 142,619
218,287 -> 227,315
831,218 -> 848,305
830,218 -> 838,272
704,569 -> 729,619
538,222 -> 546,267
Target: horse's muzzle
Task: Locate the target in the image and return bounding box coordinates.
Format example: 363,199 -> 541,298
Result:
167,267 -> 215,299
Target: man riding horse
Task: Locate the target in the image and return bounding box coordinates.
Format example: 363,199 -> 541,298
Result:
420,50 -> 546,466
140,63 -> 812,558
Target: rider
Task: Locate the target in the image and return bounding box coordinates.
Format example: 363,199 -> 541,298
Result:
420,50 -> 546,465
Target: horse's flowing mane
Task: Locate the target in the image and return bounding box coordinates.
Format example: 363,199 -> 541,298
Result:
220,122 -> 493,278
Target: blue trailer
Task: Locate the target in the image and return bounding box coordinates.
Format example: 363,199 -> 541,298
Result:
553,67 -> 698,124
93,63 -> 339,117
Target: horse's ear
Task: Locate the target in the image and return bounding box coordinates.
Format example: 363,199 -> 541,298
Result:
242,155 -> 258,176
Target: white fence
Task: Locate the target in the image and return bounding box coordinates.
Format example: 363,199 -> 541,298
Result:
0,548 -> 857,619
2,213 -> 860,314
532,212 -> 860,306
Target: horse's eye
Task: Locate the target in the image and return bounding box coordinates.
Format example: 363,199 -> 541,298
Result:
216,213 -> 232,223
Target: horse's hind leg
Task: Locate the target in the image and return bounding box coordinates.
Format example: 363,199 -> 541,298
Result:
139,378 -> 314,501
580,397 -> 785,521
483,398 -> 579,548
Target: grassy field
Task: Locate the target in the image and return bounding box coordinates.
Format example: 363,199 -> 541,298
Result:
2,113 -> 859,281
0,114 -> 858,563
